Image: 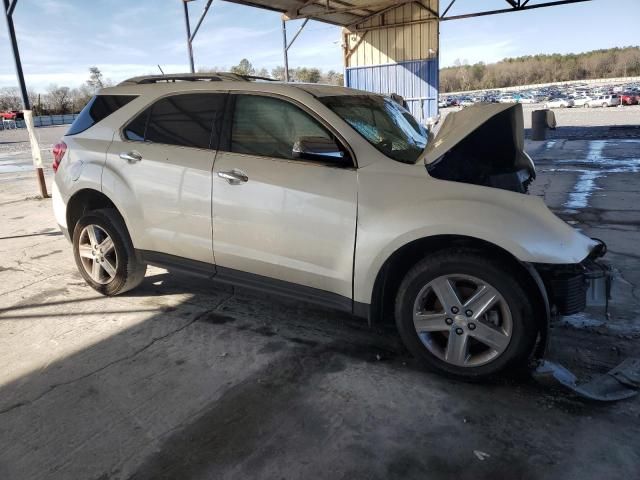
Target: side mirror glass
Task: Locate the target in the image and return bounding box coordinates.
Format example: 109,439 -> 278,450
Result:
292,136 -> 345,163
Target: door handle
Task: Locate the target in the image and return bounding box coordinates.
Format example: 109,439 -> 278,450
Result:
120,151 -> 142,163
217,169 -> 248,185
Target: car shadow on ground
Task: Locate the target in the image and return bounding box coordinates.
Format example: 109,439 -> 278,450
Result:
2,269 -> 638,480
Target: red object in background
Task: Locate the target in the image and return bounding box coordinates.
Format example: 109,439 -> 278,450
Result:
52,142 -> 67,173
0,110 -> 23,120
620,93 -> 639,105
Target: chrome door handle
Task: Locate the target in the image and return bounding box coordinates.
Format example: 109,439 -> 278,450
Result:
217,169 -> 248,185
119,151 -> 142,163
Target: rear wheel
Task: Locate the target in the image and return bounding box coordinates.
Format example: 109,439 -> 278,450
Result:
73,209 -> 146,295
395,251 -> 538,380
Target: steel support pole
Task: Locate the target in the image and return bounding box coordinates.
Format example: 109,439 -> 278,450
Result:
3,0 -> 48,198
183,0 -> 195,73
282,18 -> 289,82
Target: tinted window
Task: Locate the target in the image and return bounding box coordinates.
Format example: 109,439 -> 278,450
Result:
124,108 -> 149,141
124,94 -> 225,149
67,95 -> 137,135
230,95 -> 334,160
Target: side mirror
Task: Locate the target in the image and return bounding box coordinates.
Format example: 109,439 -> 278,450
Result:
292,136 -> 345,163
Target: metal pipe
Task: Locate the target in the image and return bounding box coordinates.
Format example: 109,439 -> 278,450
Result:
3,0 -> 29,109
189,0 -> 213,42
183,0 -> 195,73
441,0 -> 592,21
3,0 -> 48,198
286,18 -> 308,51
6,0 -> 16,16
441,0 -> 457,18
281,18 -> 289,82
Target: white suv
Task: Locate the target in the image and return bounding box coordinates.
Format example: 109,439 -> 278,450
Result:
586,94 -> 621,108
52,74 -> 609,379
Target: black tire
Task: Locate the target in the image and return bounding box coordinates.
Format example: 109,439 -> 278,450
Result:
72,208 -> 146,295
395,250 -> 538,380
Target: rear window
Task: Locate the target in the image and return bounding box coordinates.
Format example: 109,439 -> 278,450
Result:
67,95 -> 137,135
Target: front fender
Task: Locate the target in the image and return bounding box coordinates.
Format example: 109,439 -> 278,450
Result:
354,165 -> 598,305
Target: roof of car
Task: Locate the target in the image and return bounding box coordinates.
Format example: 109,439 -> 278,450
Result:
100,73 -> 375,99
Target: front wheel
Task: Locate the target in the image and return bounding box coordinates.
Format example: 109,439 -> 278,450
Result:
395,251 -> 538,380
73,209 -> 147,295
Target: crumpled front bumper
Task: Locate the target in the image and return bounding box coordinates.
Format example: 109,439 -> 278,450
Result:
530,241 -> 640,402
535,239 -> 612,316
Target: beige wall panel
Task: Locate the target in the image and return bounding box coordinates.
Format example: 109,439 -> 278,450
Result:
344,1 -> 439,68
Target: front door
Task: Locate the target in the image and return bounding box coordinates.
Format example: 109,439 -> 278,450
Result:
211,93 -> 357,300
104,92 -> 226,265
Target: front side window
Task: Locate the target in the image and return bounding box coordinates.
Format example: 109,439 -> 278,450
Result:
124,93 -> 225,149
230,94 -> 336,161
320,95 -> 427,164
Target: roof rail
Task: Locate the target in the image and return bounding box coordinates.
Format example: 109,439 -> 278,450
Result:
118,72 -> 252,86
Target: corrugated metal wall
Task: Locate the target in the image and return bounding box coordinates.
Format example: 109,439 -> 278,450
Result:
343,1 -> 439,121
345,59 -> 438,121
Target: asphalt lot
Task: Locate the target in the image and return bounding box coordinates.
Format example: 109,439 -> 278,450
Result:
1,119 -> 640,479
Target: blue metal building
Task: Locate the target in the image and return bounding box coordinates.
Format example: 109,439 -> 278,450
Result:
343,1 -> 440,122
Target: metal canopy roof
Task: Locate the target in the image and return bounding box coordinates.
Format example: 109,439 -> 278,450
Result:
222,0 -> 591,27
224,0 -> 437,27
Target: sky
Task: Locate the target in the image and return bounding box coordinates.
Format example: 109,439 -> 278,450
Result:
0,0 -> 638,91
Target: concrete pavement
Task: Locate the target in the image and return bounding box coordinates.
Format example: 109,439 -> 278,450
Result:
1,128 -> 639,479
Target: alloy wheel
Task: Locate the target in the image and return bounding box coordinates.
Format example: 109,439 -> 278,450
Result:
412,274 -> 513,367
78,224 -> 118,284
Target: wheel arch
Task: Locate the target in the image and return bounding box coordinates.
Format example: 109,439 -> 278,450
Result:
66,189 -> 126,238
367,234 -> 550,356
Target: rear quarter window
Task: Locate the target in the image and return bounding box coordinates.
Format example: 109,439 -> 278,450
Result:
67,95 -> 137,135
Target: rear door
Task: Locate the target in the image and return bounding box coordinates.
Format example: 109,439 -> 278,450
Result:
211,93 -> 357,301
104,92 -> 226,266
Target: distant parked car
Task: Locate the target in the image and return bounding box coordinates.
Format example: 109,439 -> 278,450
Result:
459,97 -> 474,107
0,110 -> 23,120
517,95 -> 536,104
573,96 -> 593,108
499,95 -> 517,103
586,95 -> 620,108
620,92 -> 638,105
545,97 -> 574,108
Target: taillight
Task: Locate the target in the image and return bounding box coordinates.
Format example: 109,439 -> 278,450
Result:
52,141 -> 67,173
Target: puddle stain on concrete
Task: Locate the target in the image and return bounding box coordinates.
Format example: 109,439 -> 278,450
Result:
558,140 -> 640,210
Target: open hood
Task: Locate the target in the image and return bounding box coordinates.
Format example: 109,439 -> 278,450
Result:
424,103 -> 535,193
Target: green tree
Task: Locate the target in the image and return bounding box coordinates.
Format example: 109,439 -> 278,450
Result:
231,58 -> 255,76
295,67 -> 321,83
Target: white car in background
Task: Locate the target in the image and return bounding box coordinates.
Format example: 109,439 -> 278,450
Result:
517,96 -> 536,104
544,97 -> 574,108
499,95 -> 517,103
573,96 -> 593,107
51,74 -> 610,380
586,95 -> 620,108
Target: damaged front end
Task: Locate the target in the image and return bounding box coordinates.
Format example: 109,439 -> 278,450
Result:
424,103 -> 535,193
535,239 -> 612,316
531,244 -> 640,402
